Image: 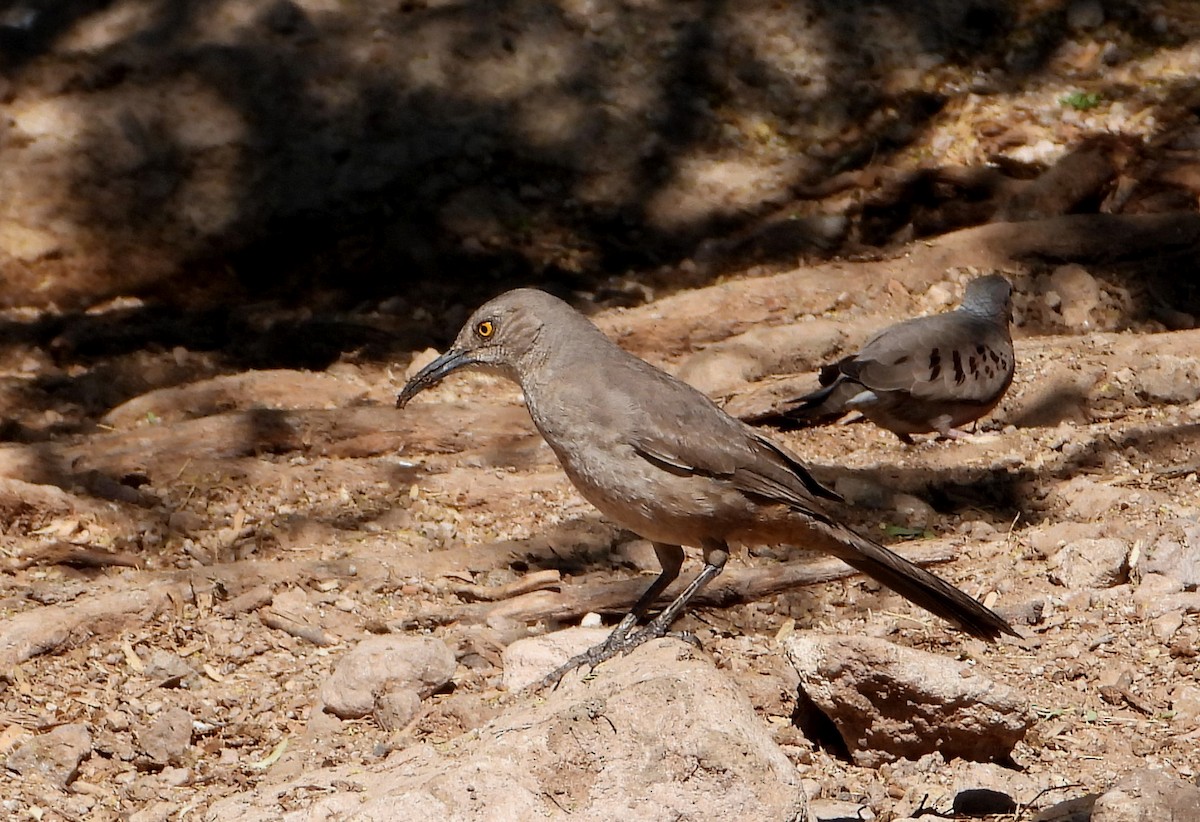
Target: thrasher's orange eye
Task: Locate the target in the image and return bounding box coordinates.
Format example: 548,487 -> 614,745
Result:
476,320 -> 494,338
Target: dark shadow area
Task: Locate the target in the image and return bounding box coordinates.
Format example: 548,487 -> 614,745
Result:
805,420 -> 1200,533
8,0 -> 1184,320
0,1 -> 1193,343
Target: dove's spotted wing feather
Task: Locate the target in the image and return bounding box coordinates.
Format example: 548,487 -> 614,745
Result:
845,311 -> 1013,405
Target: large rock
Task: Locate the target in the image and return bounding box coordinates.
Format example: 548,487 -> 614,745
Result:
1091,768 -> 1200,822
319,635 -> 457,720
1047,538 -> 1130,589
786,634 -> 1030,767
1143,523 -> 1200,588
500,626 -> 613,692
5,723 -> 92,787
207,640 -> 808,821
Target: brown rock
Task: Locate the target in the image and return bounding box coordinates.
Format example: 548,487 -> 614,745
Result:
137,707 -> 194,766
675,319 -> 844,396
1046,265 -> 1102,330
320,635 -> 456,719
1056,478 -> 1128,522
1034,794 -> 1098,822
1135,357 -> 1200,404
5,723 -> 92,787
786,634 -> 1030,767
373,688 -> 422,732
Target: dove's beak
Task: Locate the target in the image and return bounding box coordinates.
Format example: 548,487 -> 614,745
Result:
396,349 -> 477,408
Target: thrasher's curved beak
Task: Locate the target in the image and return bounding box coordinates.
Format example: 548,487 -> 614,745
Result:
396,349 -> 477,408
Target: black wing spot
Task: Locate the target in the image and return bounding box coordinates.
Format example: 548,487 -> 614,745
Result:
892,355 -> 910,366
928,348 -> 942,380
952,350 -> 966,384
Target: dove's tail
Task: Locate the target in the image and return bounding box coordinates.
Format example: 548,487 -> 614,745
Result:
745,374 -> 857,429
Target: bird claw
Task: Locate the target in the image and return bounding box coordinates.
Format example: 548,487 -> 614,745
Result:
531,619 -> 681,692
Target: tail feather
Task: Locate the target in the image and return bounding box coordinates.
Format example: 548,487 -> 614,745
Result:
750,377 -> 855,429
818,521 -> 1017,640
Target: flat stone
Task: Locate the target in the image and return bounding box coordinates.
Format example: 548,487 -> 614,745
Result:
810,798 -> 876,821
1034,795 -> 1098,822
786,634 -> 1030,767
675,320 -> 844,396
373,688 -> 422,732
1135,357 -> 1200,404
1143,525 -> 1200,587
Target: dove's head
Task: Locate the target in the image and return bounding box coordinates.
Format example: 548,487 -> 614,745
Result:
396,288 -> 585,408
961,274 -> 1013,323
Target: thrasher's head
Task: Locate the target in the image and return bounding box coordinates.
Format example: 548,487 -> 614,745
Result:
396,288 -> 576,408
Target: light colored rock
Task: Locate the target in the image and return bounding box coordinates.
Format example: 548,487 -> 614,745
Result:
373,688 -> 422,732
207,640 -> 808,822
319,635 -> 456,719
1152,610 -> 1184,644
137,706 -> 194,766
142,649 -> 198,686
128,801 -> 177,822
1047,265 -> 1101,330
501,626 -> 612,692
1134,572 -> 1184,601
1143,526 -> 1200,587
892,494 -> 935,528
5,723 -> 92,787
1135,357 -> 1200,404
675,320 -> 844,396
1169,683 -> 1200,724
1056,477 -> 1127,522
949,762 -> 1053,815
1133,573 -> 1200,619
1091,768 -> 1200,822
103,370 -> 364,429
1033,795 -> 1097,822
810,798 -> 875,821
786,634 -> 1030,767
1025,521 -> 1106,558
891,757 -> 1071,819
1047,538 -> 1129,589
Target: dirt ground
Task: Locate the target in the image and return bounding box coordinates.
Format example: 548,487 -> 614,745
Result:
1,251 -> 1199,818
3,1 -> 1200,819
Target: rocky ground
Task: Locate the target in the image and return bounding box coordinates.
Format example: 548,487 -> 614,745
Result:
2,256 -> 1200,820
3,0 -> 1200,820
